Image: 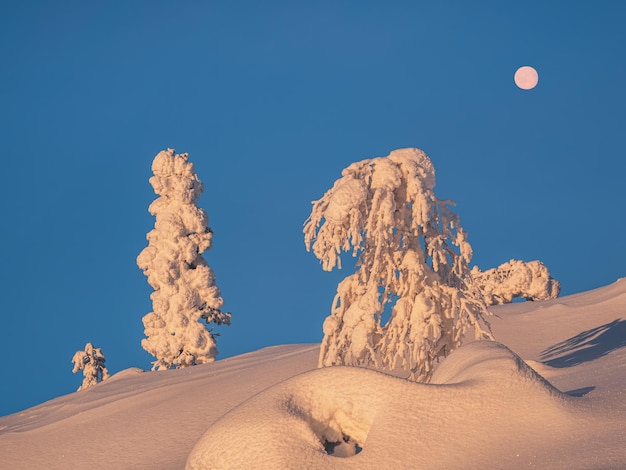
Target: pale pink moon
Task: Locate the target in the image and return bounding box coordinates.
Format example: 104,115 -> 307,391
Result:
514,66 -> 539,90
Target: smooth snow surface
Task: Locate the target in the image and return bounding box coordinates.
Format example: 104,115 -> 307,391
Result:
2,281 -> 626,469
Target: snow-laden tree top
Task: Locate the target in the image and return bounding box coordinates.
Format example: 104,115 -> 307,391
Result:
304,148 -> 492,381
471,259 -> 561,305
71,342 -> 109,391
138,149 -> 230,370
305,148 -> 444,271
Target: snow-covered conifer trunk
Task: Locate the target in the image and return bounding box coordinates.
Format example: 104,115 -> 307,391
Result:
471,259 -> 560,305
137,149 -> 230,370
71,342 -> 109,391
304,148 -> 492,381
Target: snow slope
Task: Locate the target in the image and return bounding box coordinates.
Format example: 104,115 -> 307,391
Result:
2,281 -> 626,469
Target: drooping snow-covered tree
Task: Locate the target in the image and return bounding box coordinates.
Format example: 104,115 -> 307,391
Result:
471,259 -> 561,305
137,149 -> 230,370
304,148 -> 492,381
71,342 -> 109,391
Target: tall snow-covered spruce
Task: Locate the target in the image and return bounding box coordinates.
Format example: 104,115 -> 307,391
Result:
304,148 -> 492,381
137,149 -> 230,370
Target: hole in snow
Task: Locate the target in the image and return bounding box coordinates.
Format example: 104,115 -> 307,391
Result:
284,393 -> 370,459
323,435 -> 363,457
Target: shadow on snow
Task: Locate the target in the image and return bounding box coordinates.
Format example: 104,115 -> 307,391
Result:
540,319 -> 626,368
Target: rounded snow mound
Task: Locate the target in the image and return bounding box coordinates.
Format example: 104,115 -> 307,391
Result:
430,341 -> 561,394
186,341 -> 582,469
107,367 -> 145,382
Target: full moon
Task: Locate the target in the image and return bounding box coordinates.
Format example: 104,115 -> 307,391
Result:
514,66 -> 539,90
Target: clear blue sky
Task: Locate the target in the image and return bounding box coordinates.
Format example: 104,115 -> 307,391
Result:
1,2 -> 625,417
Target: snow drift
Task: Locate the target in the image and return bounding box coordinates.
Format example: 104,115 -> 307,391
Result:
187,341 -> 590,469
2,281 -> 626,469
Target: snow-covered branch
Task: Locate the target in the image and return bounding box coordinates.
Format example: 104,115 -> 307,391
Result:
471,259 -> 560,305
304,148 -> 492,381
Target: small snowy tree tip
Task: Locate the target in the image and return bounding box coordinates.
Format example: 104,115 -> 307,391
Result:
71,342 -> 109,391
304,148 -> 492,381
137,149 -> 230,370
471,259 -> 561,305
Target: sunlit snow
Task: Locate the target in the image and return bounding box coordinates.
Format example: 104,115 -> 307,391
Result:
472,259 -> 561,305
304,148 -> 492,382
1,281 -> 626,469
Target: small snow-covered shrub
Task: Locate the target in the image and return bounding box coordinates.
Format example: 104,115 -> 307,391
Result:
71,342 -> 109,391
304,148 -> 492,381
471,259 -> 560,305
138,149 -> 230,370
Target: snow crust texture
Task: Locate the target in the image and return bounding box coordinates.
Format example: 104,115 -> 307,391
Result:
304,148 -> 492,381
472,259 -> 561,305
137,149 -> 230,370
